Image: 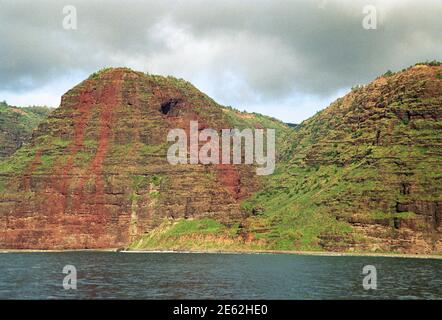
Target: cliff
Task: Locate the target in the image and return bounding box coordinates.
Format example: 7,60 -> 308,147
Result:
0,68 -> 289,249
241,64 -> 442,254
1,64 -> 441,254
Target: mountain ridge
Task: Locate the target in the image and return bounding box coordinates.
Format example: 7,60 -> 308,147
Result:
129,64 -> 442,254
238,63 -> 442,253
0,64 -> 441,254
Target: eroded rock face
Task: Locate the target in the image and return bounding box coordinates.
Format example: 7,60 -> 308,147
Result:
0,68 -> 277,249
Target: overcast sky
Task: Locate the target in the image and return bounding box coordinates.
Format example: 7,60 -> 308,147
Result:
1,0 -> 441,122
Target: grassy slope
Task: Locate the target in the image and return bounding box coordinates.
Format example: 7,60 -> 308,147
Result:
240,63 -> 442,252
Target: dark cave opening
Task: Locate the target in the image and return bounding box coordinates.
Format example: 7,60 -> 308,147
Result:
160,99 -> 180,115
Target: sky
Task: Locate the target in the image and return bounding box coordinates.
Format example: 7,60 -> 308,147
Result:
0,0 -> 441,123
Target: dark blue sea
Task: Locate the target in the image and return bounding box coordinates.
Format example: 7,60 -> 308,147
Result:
0,252 -> 441,299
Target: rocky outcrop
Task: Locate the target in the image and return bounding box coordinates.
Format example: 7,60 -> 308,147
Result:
0,68 -> 287,249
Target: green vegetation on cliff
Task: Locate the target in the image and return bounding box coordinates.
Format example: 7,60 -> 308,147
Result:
0,101 -> 53,160
1,65 -> 441,254
0,68 -> 294,250
240,64 -> 442,253
131,64 -> 442,254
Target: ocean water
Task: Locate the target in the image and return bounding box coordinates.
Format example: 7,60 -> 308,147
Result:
0,252 -> 441,299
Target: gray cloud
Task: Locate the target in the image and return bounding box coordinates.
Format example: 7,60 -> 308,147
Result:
1,0 -> 441,111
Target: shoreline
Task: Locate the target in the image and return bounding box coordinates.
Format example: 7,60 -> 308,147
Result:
1,248 -> 441,260
123,249 -> 442,260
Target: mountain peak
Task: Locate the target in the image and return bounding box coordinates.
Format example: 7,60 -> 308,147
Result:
0,68 -> 288,249
87,67 -> 142,81
60,67 -> 204,117
85,67 -> 195,90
